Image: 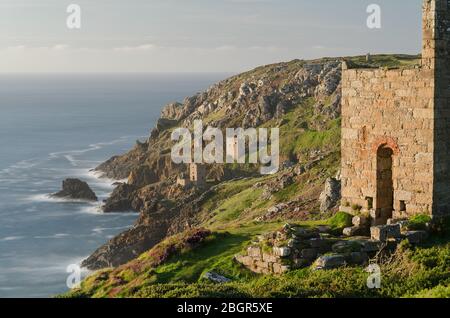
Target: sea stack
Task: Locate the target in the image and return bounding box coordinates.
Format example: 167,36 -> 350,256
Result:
53,178 -> 98,201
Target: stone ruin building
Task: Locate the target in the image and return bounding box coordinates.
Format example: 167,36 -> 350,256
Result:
340,0 -> 450,225
189,163 -> 206,186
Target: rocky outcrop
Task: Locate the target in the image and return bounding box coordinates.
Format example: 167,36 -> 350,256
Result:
319,177 -> 341,213
53,179 -> 97,201
102,183 -> 136,213
81,213 -> 172,269
127,165 -> 158,188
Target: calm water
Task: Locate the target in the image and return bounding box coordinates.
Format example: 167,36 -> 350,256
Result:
0,73 -> 226,298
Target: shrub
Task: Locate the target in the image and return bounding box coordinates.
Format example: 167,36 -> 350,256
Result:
408,214 -> 432,231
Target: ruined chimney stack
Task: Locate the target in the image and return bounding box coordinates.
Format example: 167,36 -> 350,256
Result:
422,0 -> 450,72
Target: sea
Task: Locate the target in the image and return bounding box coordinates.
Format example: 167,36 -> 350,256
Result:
0,73 -> 227,298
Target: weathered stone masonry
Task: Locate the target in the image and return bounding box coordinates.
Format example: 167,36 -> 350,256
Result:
340,0 -> 450,223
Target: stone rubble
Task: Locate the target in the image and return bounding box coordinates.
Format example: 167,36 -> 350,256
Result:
235,216 -> 431,274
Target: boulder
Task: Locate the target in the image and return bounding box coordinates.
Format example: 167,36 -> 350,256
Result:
370,224 -> 401,242
314,254 -> 346,270
53,178 -> 97,201
319,178 -> 341,213
203,272 -> 231,284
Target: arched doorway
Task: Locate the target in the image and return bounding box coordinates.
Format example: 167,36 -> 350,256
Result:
376,145 -> 394,224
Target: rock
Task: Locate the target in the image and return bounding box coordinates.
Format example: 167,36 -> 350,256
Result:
316,225 -> 332,233
319,178 -> 341,213
343,225 -> 369,237
404,231 -> 429,244
235,255 -> 254,267
352,215 -> 370,227
370,224 -> 401,242
346,252 -> 369,265
308,238 -> 336,252
102,183 -> 136,212
314,254 -> 346,270
161,102 -> 184,120
247,246 -> 262,258
262,253 -> 278,263
53,178 -> 97,201
358,239 -> 384,253
273,247 -> 291,257
332,241 -> 362,254
203,272 -> 231,284
343,226 -> 358,237
127,165 -> 158,188
300,248 -> 318,260
273,263 -> 290,274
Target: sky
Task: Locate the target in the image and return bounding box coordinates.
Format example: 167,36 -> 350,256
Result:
0,0 -> 423,73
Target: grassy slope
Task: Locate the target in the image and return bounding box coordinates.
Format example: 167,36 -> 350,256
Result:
61,54 -> 450,299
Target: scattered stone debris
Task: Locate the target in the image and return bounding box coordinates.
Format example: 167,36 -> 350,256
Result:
236,216 -> 432,274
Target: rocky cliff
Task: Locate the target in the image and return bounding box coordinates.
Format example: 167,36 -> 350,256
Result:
82,55 -> 420,270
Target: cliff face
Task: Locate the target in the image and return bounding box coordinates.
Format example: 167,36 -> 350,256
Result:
95,58 -> 342,183
83,55 -> 419,270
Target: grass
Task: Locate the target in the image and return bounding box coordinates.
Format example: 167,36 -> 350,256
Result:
327,211 -> 353,230
348,54 -> 421,69
63,215 -> 450,299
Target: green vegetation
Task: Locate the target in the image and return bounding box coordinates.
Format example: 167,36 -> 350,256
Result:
327,212 -> 353,230
407,214 -> 433,231
348,54 -> 421,69
64,235 -> 449,298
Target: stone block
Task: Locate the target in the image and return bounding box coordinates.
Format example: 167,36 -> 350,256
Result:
332,241 -> 362,254
352,215 -> 370,227
343,226 -> 359,237
308,238 -> 335,252
255,260 -> 271,270
273,246 -> 291,257
358,239 -> 384,253
247,246 -> 261,258
370,224 -> 401,242
262,253 -> 278,263
235,255 -> 255,267
273,263 -> 290,274
300,248 -> 318,260
314,254 -> 346,270
404,231 -> 429,244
